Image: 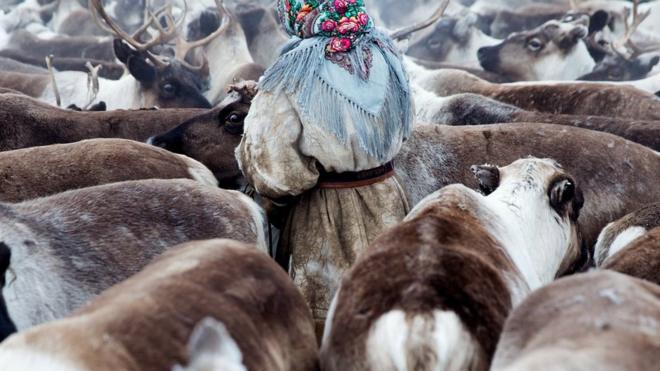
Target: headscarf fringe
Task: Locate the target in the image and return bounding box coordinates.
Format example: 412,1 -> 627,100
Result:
260,30 -> 413,161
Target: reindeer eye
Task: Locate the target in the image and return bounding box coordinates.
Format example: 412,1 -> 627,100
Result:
223,112 -> 246,134
527,38 -> 543,52
161,83 -> 177,97
228,113 -> 242,123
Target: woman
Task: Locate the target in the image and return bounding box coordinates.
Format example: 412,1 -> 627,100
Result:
237,0 -> 413,337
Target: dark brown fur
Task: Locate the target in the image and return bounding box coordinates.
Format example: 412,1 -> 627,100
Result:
422,69 -> 660,120
0,94 -> 205,151
0,139 -> 215,202
0,240 -> 318,371
321,190 -> 515,371
149,82 -> 256,188
436,94 -> 660,151
603,227 -> 660,286
491,271 -> 660,371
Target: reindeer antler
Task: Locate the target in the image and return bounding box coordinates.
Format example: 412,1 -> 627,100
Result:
390,0 -> 450,40
612,0 -> 652,58
45,55 -> 61,108
568,0 -> 582,11
89,0 -> 183,68
172,0 -> 230,74
84,62 -> 103,110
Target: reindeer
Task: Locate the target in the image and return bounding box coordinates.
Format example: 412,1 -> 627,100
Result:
0,179 -> 267,336
0,93 -> 206,151
0,139 -> 218,203
491,271 -> 660,371
412,89 -> 660,151
579,0 -> 660,82
408,65 -> 660,120
0,239 -> 318,371
321,158 -> 585,371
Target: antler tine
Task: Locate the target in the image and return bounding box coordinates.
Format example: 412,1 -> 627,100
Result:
390,0 -> 450,40
173,0 -> 229,72
89,0 -> 171,67
131,3 -> 172,40
146,4 -> 180,45
613,0 -> 651,58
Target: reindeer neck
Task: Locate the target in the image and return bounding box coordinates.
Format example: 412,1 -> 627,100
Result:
482,188 -> 572,303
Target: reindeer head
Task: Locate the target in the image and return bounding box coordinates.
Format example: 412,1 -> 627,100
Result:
472,158 -> 586,280
477,20 -> 594,81
405,7 -> 497,68
90,0 -> 231,109
148,81 -> 257,188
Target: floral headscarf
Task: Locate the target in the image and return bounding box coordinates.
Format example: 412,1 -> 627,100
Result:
278,0 -> 374,54
260,0 -> 413,161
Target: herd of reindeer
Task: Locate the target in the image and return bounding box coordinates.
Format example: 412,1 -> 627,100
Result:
0,0 -> 658,370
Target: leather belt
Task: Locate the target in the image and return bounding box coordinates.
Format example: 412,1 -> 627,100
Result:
317,162 -> 395,189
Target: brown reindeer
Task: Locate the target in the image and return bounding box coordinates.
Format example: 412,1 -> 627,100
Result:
0,93 -> 205,151
0,239 -> 317,371
491,271 -> 660,371
408,64 -> 660,120
0,139 -> 217,203
0,179 -> 266,338
414,91 -> 660,151
321,158 -> 584,371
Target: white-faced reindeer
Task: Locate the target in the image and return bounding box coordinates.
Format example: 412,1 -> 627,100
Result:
478,19 -> 595,81
321,158 -> 585,371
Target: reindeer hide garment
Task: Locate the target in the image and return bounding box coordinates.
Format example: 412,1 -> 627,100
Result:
238,0 -> 413,338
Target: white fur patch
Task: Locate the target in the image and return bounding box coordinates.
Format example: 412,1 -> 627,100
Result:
604,226 -> 647,264
531,41 -> 595,81
173,318 -> 247,371
366,310 -> 478,371
0,347 -> 85,371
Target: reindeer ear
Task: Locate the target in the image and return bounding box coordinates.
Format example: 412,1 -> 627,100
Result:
588,10 -> 610,34
549,178 -> 584,220
471,164 -> 500,195
113,39 -> 135,65
127,56 -> 156,85
648,56 -> 660,71
0,242 -> 10,286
